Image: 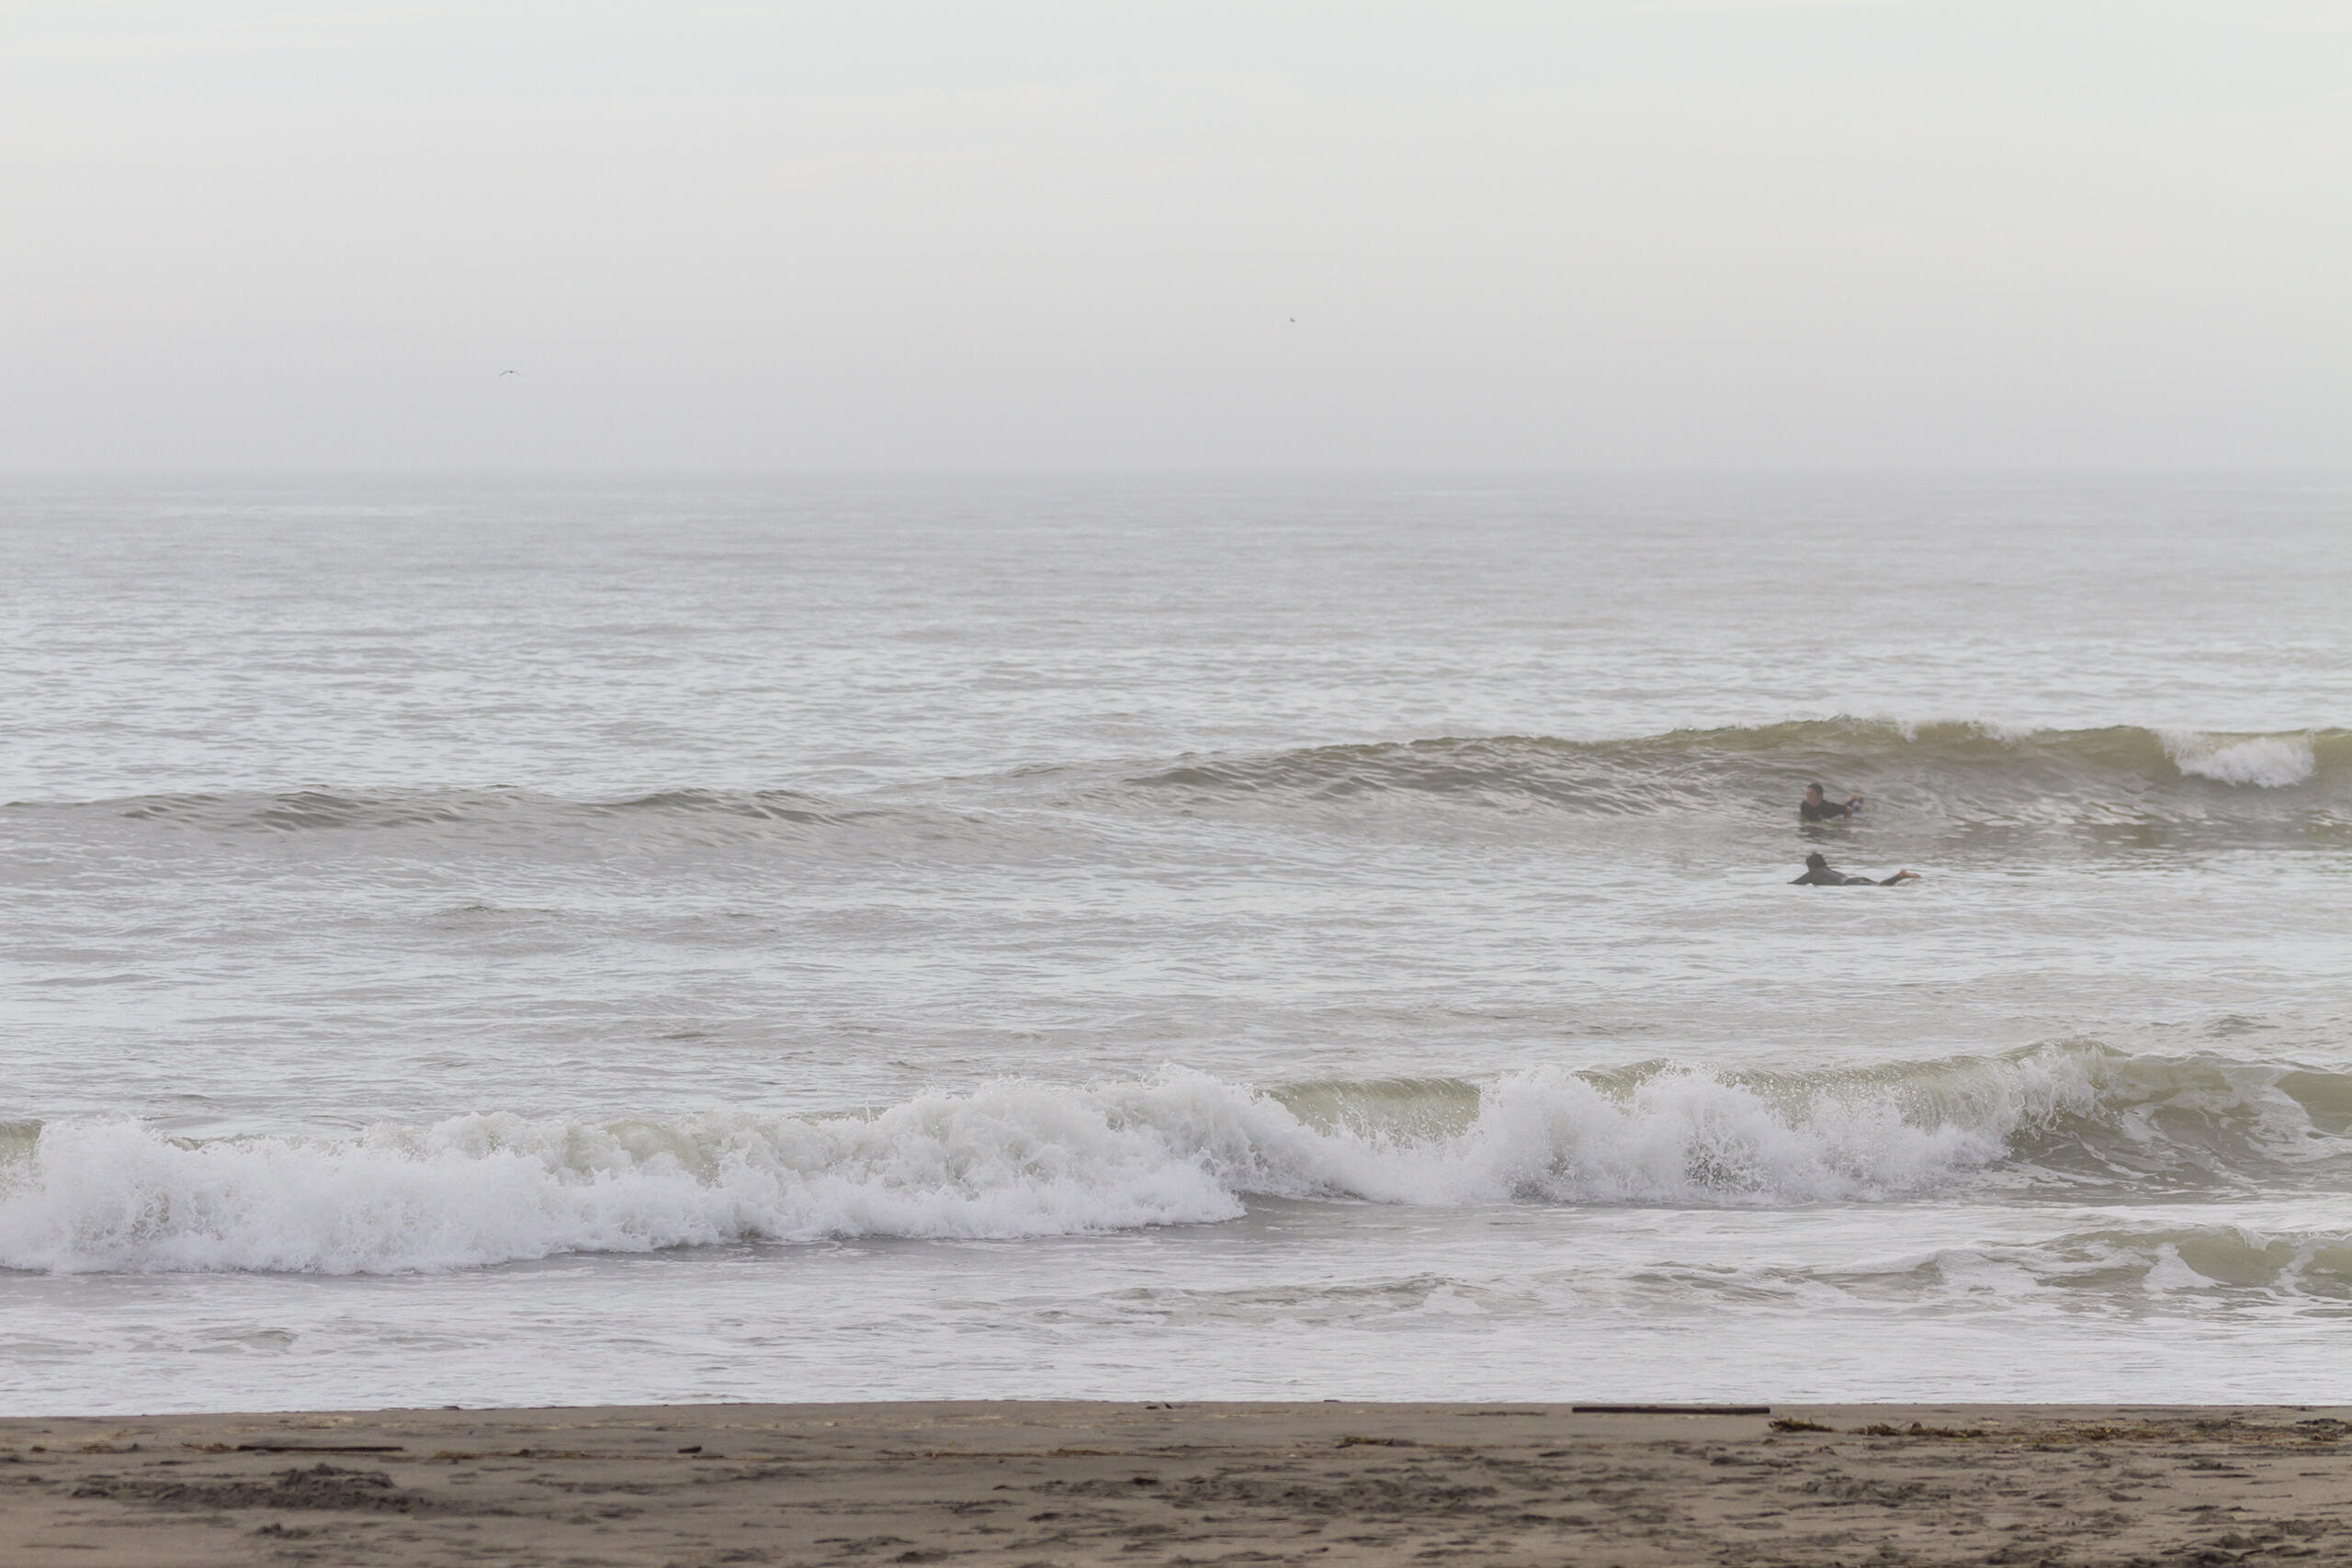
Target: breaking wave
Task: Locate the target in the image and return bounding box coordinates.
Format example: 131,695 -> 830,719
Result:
2161,730 -> 2320,789
5,1043 -> 2346,1276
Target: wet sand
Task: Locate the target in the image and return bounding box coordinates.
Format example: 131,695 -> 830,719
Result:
4,1401 -> 2348,1565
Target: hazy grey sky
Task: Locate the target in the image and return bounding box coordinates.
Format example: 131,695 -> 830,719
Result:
3,1 -> 2346,470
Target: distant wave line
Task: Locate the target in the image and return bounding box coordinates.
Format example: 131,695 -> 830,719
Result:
5,723 -> 2342,843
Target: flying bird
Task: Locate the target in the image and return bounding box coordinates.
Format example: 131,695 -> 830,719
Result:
499,369 -> 520,377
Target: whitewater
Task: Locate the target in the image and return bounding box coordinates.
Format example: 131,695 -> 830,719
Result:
1,473 -> 2346,1414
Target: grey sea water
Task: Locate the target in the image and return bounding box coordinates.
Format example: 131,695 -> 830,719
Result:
2,474 -> 2347,1415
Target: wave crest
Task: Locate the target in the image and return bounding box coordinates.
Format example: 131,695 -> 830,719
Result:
6,1044 -> 2346,1276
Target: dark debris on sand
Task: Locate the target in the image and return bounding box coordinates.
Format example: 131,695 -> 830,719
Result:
71,1461 -> 482,1514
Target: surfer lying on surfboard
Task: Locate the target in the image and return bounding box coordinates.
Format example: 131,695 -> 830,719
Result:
1792,853 -> 1919,886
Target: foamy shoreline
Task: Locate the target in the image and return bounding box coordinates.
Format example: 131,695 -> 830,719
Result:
6,1400 -> 2347,1565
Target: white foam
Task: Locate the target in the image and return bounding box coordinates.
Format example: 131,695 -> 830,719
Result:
2162,730 -> 2317,788
0,1050 -> 2151,1276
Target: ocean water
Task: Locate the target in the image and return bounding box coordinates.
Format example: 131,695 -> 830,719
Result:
1,474 -> 2346,1415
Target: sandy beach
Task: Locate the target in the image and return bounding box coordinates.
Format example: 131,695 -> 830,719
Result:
3,1401 -> 2347,1565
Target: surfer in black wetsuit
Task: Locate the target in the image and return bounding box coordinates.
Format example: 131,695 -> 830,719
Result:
1801,783 -> 1864,822
1792,852 -> 1918,886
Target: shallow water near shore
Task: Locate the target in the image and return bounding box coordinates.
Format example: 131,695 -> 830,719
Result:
1,474 -> 2346,1413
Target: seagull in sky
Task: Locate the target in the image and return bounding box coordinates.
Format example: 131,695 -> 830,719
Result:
499,369 -> 520,377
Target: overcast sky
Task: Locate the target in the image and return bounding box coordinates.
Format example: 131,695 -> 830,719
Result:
2,1 -> 2346,471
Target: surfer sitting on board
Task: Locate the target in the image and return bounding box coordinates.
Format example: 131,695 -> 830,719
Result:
1800,783 -> 1864,822
1792,852 -> 1918,886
